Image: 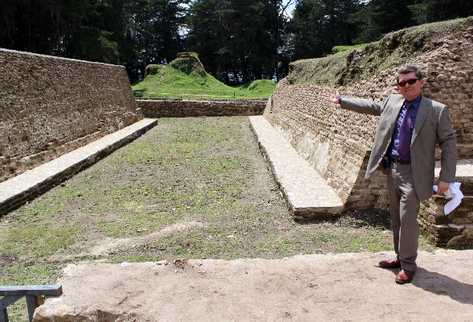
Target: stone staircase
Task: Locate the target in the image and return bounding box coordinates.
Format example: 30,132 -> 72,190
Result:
419,160 -> 473,247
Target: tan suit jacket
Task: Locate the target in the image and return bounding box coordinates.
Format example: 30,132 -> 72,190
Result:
340,94 -> 457,201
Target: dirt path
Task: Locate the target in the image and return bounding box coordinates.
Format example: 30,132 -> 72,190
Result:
35,250 -> 473,322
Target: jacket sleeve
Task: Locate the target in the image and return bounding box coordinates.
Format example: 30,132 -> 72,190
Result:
339,95 -> 389,116
437,106 -> 457,183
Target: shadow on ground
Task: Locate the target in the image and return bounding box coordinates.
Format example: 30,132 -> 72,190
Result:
413,267 -> 473,304
296,208 -> 391,230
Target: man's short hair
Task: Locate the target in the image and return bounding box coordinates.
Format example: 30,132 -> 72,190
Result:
397,65 -> 423,81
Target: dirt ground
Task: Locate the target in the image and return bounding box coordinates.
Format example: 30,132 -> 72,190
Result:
35,250 -> 473,322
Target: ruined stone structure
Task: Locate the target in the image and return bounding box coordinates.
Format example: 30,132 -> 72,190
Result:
0,48 -> 141,183
264,17 -> 473,246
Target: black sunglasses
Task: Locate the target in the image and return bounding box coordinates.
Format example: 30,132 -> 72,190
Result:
397,78 -> 418,87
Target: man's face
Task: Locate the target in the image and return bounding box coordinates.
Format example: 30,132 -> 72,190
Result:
396,71 -> 425,101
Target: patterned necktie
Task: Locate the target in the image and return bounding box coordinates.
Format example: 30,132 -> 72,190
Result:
397,102 -> 414,160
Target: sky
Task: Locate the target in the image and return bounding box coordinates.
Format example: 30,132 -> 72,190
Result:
285,0 -> 296,17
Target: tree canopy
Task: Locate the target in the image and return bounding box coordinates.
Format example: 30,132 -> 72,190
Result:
1,0 -> 472,83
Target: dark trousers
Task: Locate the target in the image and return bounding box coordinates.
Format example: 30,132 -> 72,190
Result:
387,163 -> 420,272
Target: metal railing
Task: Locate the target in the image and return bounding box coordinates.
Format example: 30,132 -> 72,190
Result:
0,285 -> 62,322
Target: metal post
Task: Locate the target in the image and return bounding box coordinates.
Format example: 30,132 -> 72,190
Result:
26,296 -> 41,322
0,295 -> 22,322
0,308 -> 8,322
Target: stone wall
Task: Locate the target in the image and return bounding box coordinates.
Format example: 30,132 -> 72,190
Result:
264,18 -> 473,210
0,49 -> 141,182
137,99 -> 266,118
265,81 -> 388,208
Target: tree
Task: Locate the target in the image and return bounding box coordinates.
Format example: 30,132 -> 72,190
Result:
409,0 -> 473,24
351,0 -> 414,43
291,0 -> 360,59
0,0 -> 125,62
186,0 -> 289,83
264,0 -> 296,80
125,0 -> 188,82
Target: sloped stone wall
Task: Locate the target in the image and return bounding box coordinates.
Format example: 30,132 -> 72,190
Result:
0,49 -> 141,182
265,18 -> 473,209
264,81 -> 388,208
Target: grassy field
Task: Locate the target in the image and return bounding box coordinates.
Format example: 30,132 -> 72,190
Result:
0,117 -> 435,320
132,63 -> 275,100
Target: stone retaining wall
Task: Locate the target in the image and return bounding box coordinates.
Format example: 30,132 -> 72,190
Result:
0,119 -> 157,216
137,99 -> 266,118
0,48 -> 141,183
265,81 -> 389,208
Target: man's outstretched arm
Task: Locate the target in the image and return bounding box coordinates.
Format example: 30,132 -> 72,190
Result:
330,94 -> 388,116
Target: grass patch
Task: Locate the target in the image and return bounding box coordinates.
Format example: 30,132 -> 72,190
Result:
0,118 -> 436,265
132,55 -> 275,100
0,225 -> 79,259
331,44 -> 366,54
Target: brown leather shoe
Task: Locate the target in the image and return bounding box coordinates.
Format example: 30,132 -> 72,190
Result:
395,270 -> 415,284
378,258 -> 401,269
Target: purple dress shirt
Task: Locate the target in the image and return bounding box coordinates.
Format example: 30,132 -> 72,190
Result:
388,96 -> 421,162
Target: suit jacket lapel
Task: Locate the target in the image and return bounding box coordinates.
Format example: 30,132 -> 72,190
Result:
411,97 -> 430,147
387,96 -> 403,135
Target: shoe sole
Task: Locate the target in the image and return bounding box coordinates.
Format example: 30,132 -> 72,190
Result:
395,279 -> 413,284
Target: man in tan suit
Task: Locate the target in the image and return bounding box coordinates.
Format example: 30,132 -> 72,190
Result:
332,65 -> 457,284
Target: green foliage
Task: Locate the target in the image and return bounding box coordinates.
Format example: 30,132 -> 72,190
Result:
291,0 -> 361,59
2,0 -> 473,85
291,0 -> 473,61
0,0 -> 188,82
243,80 -> 277,95
410,0 -> 473,24
133,56 -> 275,99
169,52 -> 206,76
145,64 -> 162,76
351,0 -> 414,43
186,0 -> 290,82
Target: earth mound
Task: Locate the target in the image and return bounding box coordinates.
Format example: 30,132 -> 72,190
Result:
288,16 -> 473,87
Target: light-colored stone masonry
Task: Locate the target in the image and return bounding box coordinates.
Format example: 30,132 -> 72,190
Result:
0,48 -> 142,183
264,19 -> 473,245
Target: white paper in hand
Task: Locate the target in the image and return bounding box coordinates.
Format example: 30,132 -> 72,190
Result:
432,182 -> 464,215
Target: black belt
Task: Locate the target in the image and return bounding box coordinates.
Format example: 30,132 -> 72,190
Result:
391,158 -> 410,165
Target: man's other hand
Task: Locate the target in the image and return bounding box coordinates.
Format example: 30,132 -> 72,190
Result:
437,181 -> 449,195
330,94 -> 341,105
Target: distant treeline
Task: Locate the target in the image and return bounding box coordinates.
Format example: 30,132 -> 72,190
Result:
1,0 -> 472,84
